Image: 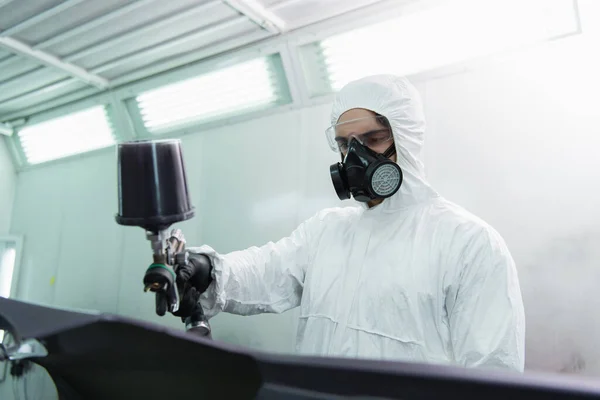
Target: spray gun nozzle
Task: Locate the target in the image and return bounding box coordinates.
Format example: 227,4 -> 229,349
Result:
144,282 -> 164,292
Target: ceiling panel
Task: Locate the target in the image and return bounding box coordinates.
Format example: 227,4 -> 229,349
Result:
0,69 -> 70,103
0,83 -> 93,117
0,0 -> 417,122
100,22 -> 267,80
12,0 -> 138,44
0,0 -> 63,31
0,48 -> 13,59
76,6 -> 240,70
43,0 -> 214,58
0,59 -> 40,83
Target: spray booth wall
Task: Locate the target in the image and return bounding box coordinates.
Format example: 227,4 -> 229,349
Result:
0,138 -> 16,235
6,26 -> 600,377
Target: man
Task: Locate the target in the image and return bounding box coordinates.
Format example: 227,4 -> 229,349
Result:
182,75 -> 525,371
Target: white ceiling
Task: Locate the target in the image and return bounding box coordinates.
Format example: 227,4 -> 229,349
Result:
0,0 -> 395,121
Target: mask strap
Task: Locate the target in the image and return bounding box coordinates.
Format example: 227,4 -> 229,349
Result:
382,143 -> 396,158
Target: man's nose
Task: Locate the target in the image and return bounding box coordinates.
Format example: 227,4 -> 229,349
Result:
348,135 -> 363,145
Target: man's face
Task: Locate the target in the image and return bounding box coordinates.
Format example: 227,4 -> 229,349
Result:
335,108 -> 397,162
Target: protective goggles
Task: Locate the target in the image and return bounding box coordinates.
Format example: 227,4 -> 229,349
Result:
325,116 -> 393,153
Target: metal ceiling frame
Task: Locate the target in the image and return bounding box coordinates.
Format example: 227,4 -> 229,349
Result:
1,0 -> 583,172
0,0 -> 425,120
0,0 -> 392,169
0,0 -> 113,91
0,0 -> 159,71
3,123 -> 24,168
0,24 -> 270,117
11,42 -> 287,129
278,42 -> 311,108
107,93 -> 137,141
0,37 -> 109,89
223,0 -> 287,33
0,122 -> 12,136
0,0 -> 238,107
1,0 -> 580,123
5,42 -> 294,171
0,0 -> 250,110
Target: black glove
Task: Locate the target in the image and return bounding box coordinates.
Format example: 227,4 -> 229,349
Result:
177,253 -> 213,293
172,253 -> 213,319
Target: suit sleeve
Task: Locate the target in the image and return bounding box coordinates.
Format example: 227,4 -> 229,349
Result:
447,228 -> 526,372
189,214 -> 320,318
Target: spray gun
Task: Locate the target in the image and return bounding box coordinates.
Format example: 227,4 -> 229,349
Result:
114,139 -> 211,338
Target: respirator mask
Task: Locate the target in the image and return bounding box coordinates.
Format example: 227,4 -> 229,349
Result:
326,116 -> 403,202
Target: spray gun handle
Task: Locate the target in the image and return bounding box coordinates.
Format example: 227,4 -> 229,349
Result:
143,230 -> 181,316
172,252 -> 213,329
165,228 -> 213,338
143,263 -> 179,316
179,252 -> 212,338
144,229 -> 213,336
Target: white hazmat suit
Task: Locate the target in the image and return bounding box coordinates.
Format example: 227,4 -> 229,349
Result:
194,75 -> 525,371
